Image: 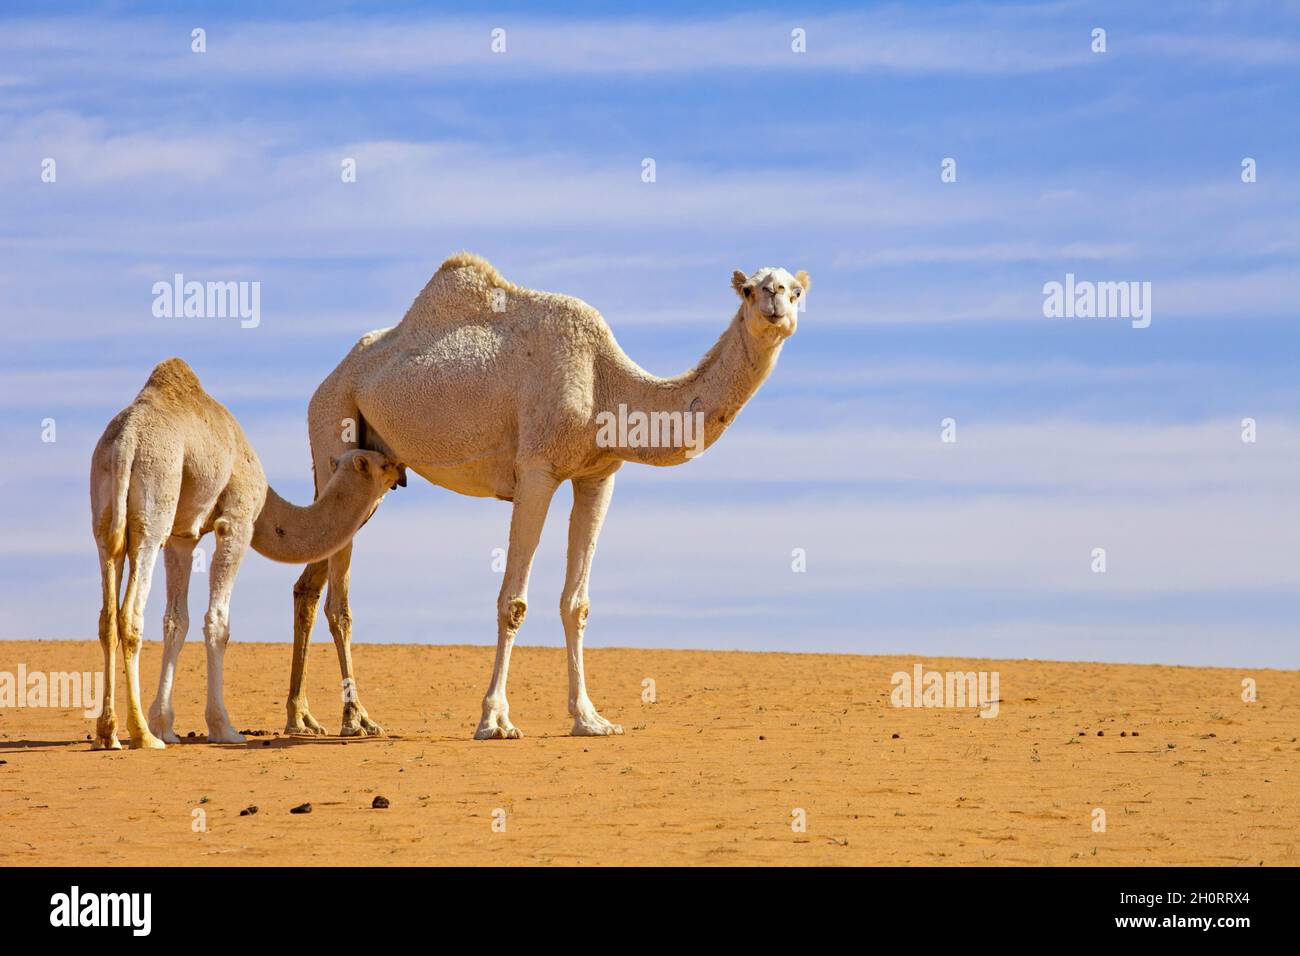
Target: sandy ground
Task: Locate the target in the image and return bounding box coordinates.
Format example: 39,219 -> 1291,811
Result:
0,640 -> 1296,866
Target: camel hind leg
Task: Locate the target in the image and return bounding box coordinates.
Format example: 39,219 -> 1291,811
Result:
93,546 -> 124,750
118,528 -> 167,750
148,536 -> 196,743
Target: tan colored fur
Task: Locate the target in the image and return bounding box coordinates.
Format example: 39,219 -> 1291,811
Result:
89,358 -> 400,749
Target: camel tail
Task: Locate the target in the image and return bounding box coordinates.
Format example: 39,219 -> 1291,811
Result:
103,436 -> 135,562
93,431 -> 134,656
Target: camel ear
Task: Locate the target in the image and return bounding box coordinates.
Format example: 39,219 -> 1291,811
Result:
732,270 -> 752,299
795,270 -> 811,293
328,456 -> 339,474
353,454 -> 371,475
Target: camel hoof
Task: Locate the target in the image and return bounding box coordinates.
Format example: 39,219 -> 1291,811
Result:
285,711 -> 328,736
208,729 -> 246,744
571,715 -> 623,737
474,722 -> 523,740
285,722 -> 327,737
130,734 -> 167,750
340,717 -> 384,738
149,716 -> 181,744
92,736 -> 123,751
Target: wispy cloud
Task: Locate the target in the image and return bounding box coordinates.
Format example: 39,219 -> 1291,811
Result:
1,2 -> 1297,666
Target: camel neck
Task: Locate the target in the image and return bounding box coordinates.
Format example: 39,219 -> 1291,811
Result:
600,313 -> 783,466
250,479 -> 375,564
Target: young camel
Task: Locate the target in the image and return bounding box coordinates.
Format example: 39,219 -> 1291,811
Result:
90,358 -> 402,749
287,255 -> 809,740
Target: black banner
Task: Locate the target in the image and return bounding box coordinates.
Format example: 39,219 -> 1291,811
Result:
1,866 -> 1281,941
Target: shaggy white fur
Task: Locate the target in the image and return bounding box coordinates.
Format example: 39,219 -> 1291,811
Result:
286,255 -> 810,739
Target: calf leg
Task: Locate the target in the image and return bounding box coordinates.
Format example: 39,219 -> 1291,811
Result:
202,519 -> 250,744
119,533 -> 166,749
148,537 -> 195,743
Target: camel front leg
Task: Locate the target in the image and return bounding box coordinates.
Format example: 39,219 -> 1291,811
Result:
202,519 -> 250,744
561,473 -> 623,737
324,542 -> 383,737
148,537 -> 195,743
476,468 -> 559,740
285,559 -> 329,735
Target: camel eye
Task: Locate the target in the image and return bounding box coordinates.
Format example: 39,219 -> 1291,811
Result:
792,287 -> 801,298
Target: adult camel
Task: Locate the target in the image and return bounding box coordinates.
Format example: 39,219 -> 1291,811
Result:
287,254 -> 809,739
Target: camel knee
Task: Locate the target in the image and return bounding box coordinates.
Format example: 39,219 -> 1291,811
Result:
117,611 -> 143,655
120,630 -> 142,657
162,609 -> 188,644
560,595 -> 590,631
98,606 -> 118,645
203,607 -> 230,647
324,602 -> 352,636
293,562 -> 327,603
498,596 -> 527,633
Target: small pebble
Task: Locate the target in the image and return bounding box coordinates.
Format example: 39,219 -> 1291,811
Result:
891,733 -> 900,739
290,802 -> 312,814
239,806 -> 258,816
187,731 -> 196,738
372,796 -> 390,809
1097,731 -> 1104,737
758,735 -> 765,741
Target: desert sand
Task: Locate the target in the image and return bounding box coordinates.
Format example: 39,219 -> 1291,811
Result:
0,640 -> 1295,866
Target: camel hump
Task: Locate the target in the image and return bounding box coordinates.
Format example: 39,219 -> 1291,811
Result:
144,357 -> 203,394
436,252 -> 516,291
400,253 -> 522,325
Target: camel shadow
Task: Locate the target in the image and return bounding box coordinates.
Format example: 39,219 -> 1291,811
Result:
0,734 -> 398,752
246,733 -> 399,749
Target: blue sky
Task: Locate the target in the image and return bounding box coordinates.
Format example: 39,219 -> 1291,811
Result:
1,1 -> 1297,667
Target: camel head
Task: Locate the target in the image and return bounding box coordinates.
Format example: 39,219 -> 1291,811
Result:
328,449 -> 405,494
731,266 -> 811,342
